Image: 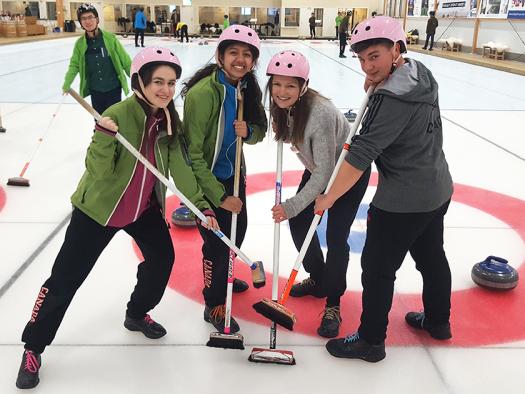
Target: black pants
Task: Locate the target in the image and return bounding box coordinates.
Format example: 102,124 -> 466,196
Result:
310,26 -> 315,38
335,27 -> 339,40
289,168 -> 370,306
135,28 -> 145,46
339,33 -> 347,55
197,176 -> 247,308
179,25 -> 188,42
22,206 -> 174,354
424,34 -> 435,49
90,86 -> 122,117
358,200 -> 452,344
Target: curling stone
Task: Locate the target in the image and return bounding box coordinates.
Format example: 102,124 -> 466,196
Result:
171,204 -> 196,227
344,109 -> 357,122
471,256 -> 519,290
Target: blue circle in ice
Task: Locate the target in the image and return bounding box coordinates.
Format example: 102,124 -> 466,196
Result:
316,203 -> 368,253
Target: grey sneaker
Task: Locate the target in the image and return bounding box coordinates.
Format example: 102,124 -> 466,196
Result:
317,306 -> 342,338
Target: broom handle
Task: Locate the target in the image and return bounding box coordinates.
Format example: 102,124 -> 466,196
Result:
224,88 -> 244,334
279,86 -> 374,305
270,140 -> 283,349
68,88 -> 259,271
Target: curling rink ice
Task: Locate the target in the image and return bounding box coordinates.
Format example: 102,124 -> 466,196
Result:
0,35 -> 524,393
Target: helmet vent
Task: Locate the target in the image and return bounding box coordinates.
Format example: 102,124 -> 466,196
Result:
287,63 -> 292,68
365,26 -> 371,31
156,50 -> 162,54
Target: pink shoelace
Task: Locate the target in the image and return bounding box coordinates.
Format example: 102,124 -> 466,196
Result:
24,351 -> 39,374
144,314 -> 155,325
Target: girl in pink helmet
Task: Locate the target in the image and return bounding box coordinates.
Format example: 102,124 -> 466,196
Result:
315,16 -> 453,362
181,25 -> 267,334
16,47 -> 218,389
267,50 -> 370,339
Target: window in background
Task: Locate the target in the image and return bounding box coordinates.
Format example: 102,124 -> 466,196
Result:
46,1 -> 56,19
313,8 -> 323,26
284,8 -> 299,26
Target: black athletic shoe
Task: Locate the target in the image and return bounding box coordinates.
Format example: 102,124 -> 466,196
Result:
422,47 -> 427,50
124,313 -> 167,339
232,278 -> 248,293
16,350 -> 41,389
339,54 -> 347,58
289,277 -> 325,298
317,306 -> 342,338
326,332 -> 386,363
204,305 -> 240,334
405,312 -> 452,340
428,48 -> 433,51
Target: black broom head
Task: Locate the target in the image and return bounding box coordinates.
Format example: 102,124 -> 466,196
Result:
206,332 -> 245,350
252,299 -> 295,331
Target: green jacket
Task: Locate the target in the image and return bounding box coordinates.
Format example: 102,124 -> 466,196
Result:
62,29 -> 131,97
71,95 -> 210,226
183,70 -> 267,208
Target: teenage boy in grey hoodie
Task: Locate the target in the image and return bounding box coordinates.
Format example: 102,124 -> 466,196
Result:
315,16 -> 453,362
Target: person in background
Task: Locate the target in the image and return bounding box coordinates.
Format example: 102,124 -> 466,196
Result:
422,11 -> 438,51
24,2 -> 32,17
171,9 -> 178,39
62,3 -> 131,116
338,11 -> 351,58
177,21 -> 189,43
134,7 -> 147,47
223,14 -> 230,30
335,12 -> 342,41
309,13 -> 316,39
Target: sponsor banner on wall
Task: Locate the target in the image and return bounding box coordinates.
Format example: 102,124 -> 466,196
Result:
507,0 -> 525,18
437,0 -> 477,17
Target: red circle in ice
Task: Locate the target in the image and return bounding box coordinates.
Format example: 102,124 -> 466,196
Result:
0,186 -> 6,212
133,171 -> 525,346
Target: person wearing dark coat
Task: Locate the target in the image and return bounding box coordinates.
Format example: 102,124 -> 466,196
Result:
422,11 -> 438,51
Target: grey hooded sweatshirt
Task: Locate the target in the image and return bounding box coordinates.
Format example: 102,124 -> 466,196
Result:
282,95 -> 352,219
345,58 -> 453,213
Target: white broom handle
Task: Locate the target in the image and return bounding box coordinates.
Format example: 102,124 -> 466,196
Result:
272,140 -> 283,301
289,86 -> 374,274
68,88 -> 258,270
224,90 -> 244,333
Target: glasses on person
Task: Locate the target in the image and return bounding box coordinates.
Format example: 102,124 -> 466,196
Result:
80,15 -> 96,22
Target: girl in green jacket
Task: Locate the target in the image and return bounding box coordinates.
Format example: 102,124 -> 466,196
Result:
16,47 -> 217,390
181,25 -> 267,334
62,3 -> 131,116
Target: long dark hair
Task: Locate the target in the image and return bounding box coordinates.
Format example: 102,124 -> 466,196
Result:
268,75 -> 323,145
181,45 -> 264,125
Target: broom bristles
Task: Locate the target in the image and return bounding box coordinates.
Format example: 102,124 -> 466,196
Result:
7,177 -> 30,187
252,299 -> 296,331
206,332 -> 245,350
